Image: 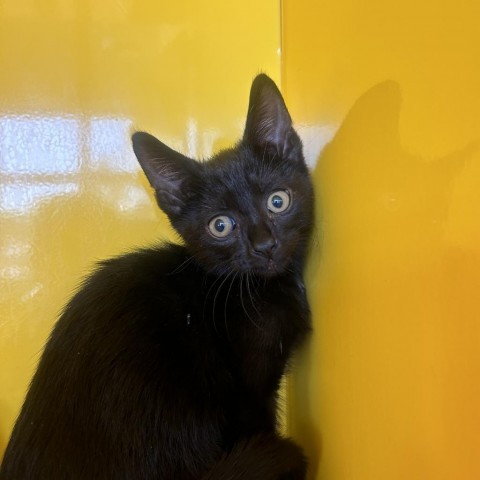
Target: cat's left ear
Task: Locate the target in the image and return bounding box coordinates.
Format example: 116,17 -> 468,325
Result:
132,131 -> 199,217
243,74 -> 303,161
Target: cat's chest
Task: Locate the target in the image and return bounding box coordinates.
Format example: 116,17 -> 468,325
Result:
200,275 -> 305,333
198,276 -> 310,393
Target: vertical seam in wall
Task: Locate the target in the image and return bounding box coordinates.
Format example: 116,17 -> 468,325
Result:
279,0 -> 285,93
278,0 -> 293,438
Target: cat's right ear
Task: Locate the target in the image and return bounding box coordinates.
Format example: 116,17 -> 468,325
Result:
243,74 -> 303,162
132,131 -> 199,217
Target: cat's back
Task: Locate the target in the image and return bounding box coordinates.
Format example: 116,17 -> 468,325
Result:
0,243 -> 227,480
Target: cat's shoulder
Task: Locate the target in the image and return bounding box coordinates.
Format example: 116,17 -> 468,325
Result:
59,243 -> 195,326
77,242 -> 193,295
99,242 -> 189,273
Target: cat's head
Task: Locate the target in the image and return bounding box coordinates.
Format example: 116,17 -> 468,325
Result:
132,74 -> 313,277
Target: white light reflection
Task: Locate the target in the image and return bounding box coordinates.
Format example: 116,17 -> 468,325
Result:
0,182 -> 78,214
0,265 -> 30,280
297,124 -> 338,168
1,240 -> 32,257
0,114 -> 81,175
186,118 -> 198,159
89,117 -> 135,172
0,114 -> 137,215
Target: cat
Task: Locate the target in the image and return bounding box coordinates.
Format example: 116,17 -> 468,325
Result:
0,74 -> 314,479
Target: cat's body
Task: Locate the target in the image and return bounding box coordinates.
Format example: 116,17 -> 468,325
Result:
0,75 -> 314,479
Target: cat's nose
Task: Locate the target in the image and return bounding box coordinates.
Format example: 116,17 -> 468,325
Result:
251,234 -> 277,258
250,224 -> 278,258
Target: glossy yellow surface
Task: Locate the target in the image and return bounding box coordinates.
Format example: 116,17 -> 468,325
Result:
0,0 -> 281,455
283,0 -> 480,479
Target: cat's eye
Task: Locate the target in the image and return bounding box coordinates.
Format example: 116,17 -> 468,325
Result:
267,190 -> 291,213
208,215 -> 236,238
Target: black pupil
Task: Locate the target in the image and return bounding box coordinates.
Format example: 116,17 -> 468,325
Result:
272,195 -> 283,208
215,219 -> 226,232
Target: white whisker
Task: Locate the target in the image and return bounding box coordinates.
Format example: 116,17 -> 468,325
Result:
211,271 -> 234,336
223,272 -> 238,341
168,256 -> 194,275
240,274 -> 264,331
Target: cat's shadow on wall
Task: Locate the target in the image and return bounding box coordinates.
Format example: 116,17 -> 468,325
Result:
291,80 -> 477,478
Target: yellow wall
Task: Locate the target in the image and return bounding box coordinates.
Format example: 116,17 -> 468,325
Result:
0,0 -> 281,455
2,1 -> 480,478
283,0 -> 480,479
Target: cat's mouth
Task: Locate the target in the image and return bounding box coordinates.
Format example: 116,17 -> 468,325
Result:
244,255 -> 286,277
206,247 -> 290,278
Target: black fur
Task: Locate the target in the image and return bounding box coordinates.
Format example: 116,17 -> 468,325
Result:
0,74 -> 314,479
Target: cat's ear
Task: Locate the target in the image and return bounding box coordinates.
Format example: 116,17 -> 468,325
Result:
132,131 -> 199,217
243,74 -> 302,161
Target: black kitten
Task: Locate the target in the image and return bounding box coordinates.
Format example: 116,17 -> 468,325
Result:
0,74 -> 314,479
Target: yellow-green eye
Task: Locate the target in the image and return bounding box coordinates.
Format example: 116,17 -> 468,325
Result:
267,190 -> 291,213
208,216 -> 236,238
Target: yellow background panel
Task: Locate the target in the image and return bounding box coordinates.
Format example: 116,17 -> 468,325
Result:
283,0 -> 480,479
0,0 -> 281,455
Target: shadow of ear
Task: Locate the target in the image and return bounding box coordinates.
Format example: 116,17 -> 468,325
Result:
307,79 -> 475,277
